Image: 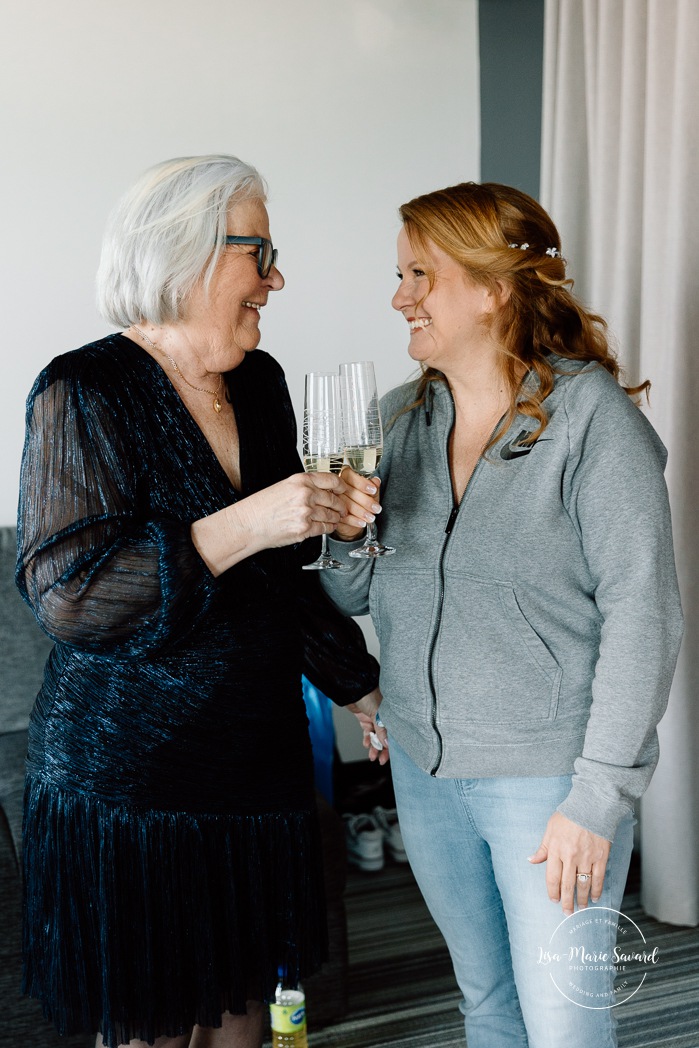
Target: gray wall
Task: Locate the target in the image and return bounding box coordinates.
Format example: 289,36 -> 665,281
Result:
479,0 -> 545,198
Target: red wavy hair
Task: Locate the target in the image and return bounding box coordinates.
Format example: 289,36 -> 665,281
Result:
396,182 -> 649,445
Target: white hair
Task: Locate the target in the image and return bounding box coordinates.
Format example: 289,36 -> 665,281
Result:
96,154 -> 267,327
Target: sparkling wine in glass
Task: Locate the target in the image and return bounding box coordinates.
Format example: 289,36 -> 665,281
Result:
302,372 -> 344,571
339,360 -> 395,559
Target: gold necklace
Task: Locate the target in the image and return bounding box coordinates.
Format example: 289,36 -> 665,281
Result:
133,326 -> 224,413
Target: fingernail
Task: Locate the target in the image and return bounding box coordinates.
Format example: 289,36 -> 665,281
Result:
365,513 -> 376,523
366,484 -> 377,494
527,855 -> 535,862
371,503 -> 382,513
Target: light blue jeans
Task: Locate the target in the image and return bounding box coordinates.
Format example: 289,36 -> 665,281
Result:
389,737 -> 635,1048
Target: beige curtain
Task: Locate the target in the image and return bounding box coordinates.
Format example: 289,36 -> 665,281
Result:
541,0 -> 699,926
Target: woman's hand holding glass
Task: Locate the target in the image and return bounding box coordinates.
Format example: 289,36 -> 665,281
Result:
339,361 -> 395,557
333,470 -> 384,541
194,472 -> 347,577
230,471 -> 347,548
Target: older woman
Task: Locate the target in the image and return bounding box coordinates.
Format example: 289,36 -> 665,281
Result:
324,182 -> 683,1048
17,154 -> 380,1048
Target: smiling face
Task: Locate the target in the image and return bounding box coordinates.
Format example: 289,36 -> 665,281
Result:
182,196 -> 284,371
392,226 -> 502,377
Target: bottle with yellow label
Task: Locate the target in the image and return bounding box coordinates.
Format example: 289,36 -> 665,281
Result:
269,969 -> 308,1048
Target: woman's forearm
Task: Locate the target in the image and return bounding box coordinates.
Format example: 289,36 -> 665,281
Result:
191,472 -> 348,577
190,503 -> 264,577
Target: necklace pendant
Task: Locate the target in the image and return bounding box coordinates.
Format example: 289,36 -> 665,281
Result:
213,396 -> 222,413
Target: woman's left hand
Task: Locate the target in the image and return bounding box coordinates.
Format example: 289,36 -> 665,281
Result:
334,468 -> 383,542
346,687 -> 389,765
528,811 -> 611,915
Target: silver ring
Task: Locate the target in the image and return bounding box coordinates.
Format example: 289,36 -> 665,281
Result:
576,872 -> 591,883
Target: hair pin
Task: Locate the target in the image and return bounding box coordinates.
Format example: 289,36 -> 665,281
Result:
508,242 -> 561,258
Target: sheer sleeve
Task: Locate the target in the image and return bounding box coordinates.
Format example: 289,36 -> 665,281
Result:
16,356 -> 217,657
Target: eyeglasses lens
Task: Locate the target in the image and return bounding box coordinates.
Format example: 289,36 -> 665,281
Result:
260,240 -> 277,278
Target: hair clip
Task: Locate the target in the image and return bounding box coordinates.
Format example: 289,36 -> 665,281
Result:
508,243 -> 561,258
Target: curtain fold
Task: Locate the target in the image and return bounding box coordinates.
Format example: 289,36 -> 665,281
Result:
541,0 -> 699,926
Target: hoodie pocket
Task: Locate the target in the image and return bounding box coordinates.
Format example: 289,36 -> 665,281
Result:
435,573 -> 562,723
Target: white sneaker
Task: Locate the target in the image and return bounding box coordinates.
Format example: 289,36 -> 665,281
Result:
343,813 -> 385,872
373,806 -> 408,863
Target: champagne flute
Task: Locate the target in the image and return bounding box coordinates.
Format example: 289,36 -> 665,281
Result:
339,360 -> 395,558
302,372 -> 344,571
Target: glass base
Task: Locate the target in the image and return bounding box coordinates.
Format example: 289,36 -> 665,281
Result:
349,542 -> 396,559
302,556 -> 344,570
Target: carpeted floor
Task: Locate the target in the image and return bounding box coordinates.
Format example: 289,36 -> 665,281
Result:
304,860 -> 699,1048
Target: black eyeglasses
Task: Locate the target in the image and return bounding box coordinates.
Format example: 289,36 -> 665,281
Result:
224,235 -> 278,278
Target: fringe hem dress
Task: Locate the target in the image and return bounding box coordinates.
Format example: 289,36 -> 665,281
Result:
16,335 -> 379,1048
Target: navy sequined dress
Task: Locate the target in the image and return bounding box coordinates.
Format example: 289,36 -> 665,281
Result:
16,335 -> 378,1048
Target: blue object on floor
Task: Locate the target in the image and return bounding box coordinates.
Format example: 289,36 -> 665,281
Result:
302,677 -> 336,804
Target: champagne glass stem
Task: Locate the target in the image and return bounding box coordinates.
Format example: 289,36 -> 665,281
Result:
352,509 -> 394,558
319,533 -> 332,562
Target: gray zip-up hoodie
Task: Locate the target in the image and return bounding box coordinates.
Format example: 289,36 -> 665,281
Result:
321,361 -> 684,841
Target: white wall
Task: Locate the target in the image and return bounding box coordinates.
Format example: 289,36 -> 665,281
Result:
0,0 -> 479,527
1,0 -> 479,758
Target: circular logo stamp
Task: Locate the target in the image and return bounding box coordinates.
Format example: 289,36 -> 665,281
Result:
536,906 -> 659,1009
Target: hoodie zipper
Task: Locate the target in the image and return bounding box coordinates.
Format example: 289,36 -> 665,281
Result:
426,391 -> 506,776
